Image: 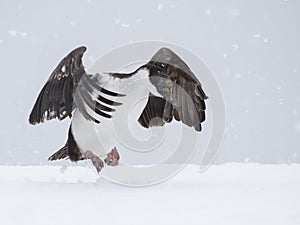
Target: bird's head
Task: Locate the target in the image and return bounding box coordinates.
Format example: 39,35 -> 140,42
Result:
146,62 -> 177,105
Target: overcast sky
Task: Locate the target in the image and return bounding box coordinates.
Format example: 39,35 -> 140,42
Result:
0,0 -> 299,165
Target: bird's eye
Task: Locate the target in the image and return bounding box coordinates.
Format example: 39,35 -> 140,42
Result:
157,68 -> 163,74
157,85 -> 164,93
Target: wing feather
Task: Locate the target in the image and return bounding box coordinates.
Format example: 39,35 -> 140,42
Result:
29,46 -> 86,125
138,48 -> 208,132
29,46 -> 126,125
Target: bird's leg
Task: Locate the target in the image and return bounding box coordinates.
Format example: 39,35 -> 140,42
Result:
104,146 -> 120,166
81,150 -> 104,173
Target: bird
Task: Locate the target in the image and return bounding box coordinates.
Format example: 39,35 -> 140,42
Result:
29,46 -> 208,173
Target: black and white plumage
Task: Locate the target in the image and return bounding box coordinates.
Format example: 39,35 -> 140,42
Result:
29,46 -> 208,172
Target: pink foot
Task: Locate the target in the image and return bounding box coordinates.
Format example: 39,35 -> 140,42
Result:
104,147 -> 120,166
81,150 -> 104,173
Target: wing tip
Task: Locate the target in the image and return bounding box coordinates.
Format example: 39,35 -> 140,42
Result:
28,120 -> 38,125
194,124 -> 202,132
71,46 -> 87,55
156,47 -> 174,54
28,111 -> 40,125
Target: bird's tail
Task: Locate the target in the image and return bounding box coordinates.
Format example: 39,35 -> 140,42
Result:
48,145 -> 68,161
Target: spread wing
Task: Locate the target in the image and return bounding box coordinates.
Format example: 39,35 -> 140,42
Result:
29,46 -> 124,125
138,48 -> 208,131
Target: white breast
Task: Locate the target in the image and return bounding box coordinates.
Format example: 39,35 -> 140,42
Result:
71,69 -> 154,156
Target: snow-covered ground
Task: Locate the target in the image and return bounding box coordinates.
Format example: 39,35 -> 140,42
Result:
0,164 -> 299,225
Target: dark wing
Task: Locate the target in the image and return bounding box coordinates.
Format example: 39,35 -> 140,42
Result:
29,46 -> 124,125
29,46 -> 86,125
138,48 -> 208,132
74,74 -> 125,123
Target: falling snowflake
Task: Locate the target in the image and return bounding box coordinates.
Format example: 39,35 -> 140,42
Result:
254,33 -> 261,38
8,30 -> 27,37
19,32 -> 27,37
232,44 -> 239,50
205,9 -> 211,16
157,3 -> 163,11
9,30 -> 17,37
121,23 -> 130,28
244,158 -> 250,163
70,19 -> 76,26
235,73 -> 242,79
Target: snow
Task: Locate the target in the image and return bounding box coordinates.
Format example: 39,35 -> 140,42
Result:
157,3 -> 163,11
115,18 -> 121,24
231,44 -> 239,50
115,18 -> 130,28
9,30 -> 17,37
253,34 -> 268,43
279,98 -> 284,105
292,109 -> 298,115
1,164 -> 299,225
234,73 -> 242,79
205,8 -> 212,16
70,19 -> 76,26
19,32 -> 27,37
8,30 -> 27,37
121,23 -> 130,28
254,33 -> 261,38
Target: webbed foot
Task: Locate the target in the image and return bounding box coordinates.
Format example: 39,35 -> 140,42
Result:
104,146 -> 120,166
82,150 -> 104,173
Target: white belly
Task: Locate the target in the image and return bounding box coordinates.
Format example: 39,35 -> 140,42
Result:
71,73 -> 151,156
